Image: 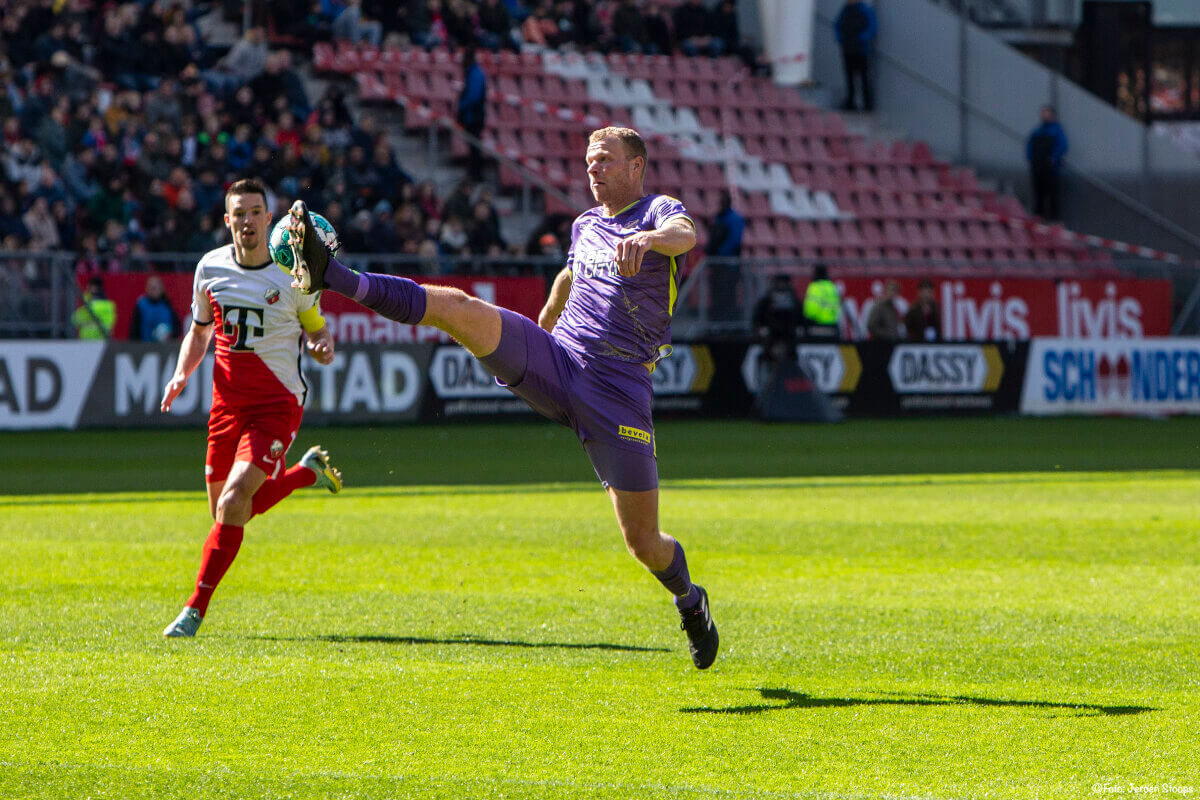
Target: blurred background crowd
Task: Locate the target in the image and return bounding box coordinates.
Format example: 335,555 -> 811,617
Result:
1,0 -> 748,281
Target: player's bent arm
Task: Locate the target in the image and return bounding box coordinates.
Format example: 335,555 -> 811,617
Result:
647,216 -> 697,257
614,217 -> 696,277
161,320 -> 215,412
538,267 -> 573,332
305,324 -> 336,365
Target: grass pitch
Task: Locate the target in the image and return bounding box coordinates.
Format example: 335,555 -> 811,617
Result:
2,418 -> 1199,799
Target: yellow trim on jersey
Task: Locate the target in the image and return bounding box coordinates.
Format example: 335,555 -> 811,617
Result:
604,198 -> 644,218
662,212 -> 700,231
660,211 -> 696,231
668,255 -> 679,316
298,303 -> 326,333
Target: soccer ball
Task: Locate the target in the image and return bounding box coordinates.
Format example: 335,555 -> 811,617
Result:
268,210 -> 341,269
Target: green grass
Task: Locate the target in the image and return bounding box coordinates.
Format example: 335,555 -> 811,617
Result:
2,418 -> 1199,798
8,416 -> 1200,494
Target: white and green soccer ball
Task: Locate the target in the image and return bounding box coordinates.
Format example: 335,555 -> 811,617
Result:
268,210 -> 341,269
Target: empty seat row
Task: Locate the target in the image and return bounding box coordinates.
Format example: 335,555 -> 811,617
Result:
739,242 -> 1092,263
603,52 -> 746,82
488,100 -> 615,133
492,129 -> 590,160
316,43 -> 549,77
739,218 -> 1078,252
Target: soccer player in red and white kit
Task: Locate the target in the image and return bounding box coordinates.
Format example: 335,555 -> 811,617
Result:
160,178 -> 343,638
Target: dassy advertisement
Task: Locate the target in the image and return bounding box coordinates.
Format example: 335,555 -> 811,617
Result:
1021,338 -> 1200,415
740,341 -> 1024,415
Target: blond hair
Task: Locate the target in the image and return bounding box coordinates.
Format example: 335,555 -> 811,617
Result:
588,127 -> 648,163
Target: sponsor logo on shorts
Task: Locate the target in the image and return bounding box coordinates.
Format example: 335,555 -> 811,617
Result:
618,425 -> 652,445
270,439 -> 285,458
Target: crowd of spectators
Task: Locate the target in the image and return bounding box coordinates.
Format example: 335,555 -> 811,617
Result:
1,3 -> 439,278
2,0 -> 748,295
271,0 -> 745,60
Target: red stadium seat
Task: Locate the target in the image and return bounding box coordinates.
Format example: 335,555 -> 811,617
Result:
911,140 -> 935,166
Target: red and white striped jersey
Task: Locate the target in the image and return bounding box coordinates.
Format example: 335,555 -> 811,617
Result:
191,245 -> 318,408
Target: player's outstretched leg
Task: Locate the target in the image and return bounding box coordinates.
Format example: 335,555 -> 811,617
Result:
288,200 -> 428,325
288,203 -> 503,357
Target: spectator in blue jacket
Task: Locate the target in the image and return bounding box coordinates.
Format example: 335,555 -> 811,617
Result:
129,274 -> 182,341
706,190 -> 746,321
835,0 -> 877,112
1026,105 -> 1068,220
456,46 -> 488,181
706,190 -> 745,258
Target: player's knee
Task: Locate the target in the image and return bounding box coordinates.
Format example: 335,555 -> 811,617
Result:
214,485 -> 253,521
430,287 -> 475,322
622,526 -> 661,564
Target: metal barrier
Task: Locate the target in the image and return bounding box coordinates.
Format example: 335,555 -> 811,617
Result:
0,252 -> 79,339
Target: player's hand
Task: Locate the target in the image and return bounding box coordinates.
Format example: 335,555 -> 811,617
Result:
161,375 -> 187,412
613,233 -> 653,277
306,332 -> 335,365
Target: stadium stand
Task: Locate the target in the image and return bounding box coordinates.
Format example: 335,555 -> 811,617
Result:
2,0 -> 1130,340
317,38 -> 1112,276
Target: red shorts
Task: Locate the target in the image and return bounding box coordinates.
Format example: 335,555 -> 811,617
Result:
205,399 -> 304,483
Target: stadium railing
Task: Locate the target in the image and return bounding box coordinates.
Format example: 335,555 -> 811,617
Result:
0,253 -> 80,339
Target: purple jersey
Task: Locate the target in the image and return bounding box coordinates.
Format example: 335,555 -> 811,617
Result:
554,194 -> 693,364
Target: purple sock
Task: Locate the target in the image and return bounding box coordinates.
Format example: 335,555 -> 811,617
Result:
324,258 -> 426,325
652,541 -> 701,609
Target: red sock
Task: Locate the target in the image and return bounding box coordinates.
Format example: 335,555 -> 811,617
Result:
186,522 -> 244,616
250,465 -> 317,518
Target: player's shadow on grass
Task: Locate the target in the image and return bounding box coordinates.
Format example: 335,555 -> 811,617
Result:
253,633 -> 669,653
682,688 -> 1155,718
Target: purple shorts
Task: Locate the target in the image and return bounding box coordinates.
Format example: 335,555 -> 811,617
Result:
480,309 -> 658,492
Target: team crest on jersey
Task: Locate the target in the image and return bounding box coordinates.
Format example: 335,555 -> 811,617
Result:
264,288 -> 281,305
270,439 -> 285,458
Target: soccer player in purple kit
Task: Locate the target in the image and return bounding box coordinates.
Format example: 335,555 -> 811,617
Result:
285,127 -> 719,669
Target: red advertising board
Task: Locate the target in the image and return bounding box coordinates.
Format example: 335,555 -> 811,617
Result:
835,277 -> 1172,340
90,271 -> 1171,342
92,271 -> 546,342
